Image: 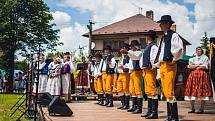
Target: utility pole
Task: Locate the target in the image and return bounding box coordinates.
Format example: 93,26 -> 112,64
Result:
87,20 -> 95,56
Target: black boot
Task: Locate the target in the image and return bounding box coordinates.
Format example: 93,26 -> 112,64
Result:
127,97 -> 137,112
141,98 -> 152,117
99,94 -> 104,105
169,102 -> 179,121
103,94 -> 110,106
117,95 -> 125,109
165,102 -> 171,121
133,98 -> 143,114
122,96 -> 130,110
95,94 -> 101,104
107,94 -> 114,107
146,99 -> 158,119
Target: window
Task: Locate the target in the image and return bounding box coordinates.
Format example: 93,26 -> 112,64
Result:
139,38 -> 146,49
103,40 -> 124,50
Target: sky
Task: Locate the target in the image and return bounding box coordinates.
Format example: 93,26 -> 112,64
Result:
43,0 -> 215,56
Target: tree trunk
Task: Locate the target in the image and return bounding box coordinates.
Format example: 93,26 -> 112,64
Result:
6,49 -> 15,94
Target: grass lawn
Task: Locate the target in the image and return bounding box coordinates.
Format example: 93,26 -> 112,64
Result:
0,94 -> 33,121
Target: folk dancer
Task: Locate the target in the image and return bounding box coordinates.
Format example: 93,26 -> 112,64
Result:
127,40 -> 143,114
91,53 -> 104,105
46,57 -> 62,96
154,15 -> 184,121
61,54 -> 73,102
102,45 -> 116,107
209,37 -> 215,101
33,54 -> 49,96
140,30 -> 159,119
184,47 -> 212,114
117,43 -> 130,110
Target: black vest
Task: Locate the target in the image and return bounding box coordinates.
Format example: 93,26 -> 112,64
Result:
133,60 -> 140,71
105,55 -> 115,74
122,55 -> 130,73
162,30 -> 174,61
142,42 -> 156,68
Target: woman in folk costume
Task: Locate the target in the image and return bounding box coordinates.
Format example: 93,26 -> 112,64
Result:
209,37 -> 215,101
91,53 -> 104,105
33,54 -> 49,95
117,43 -> 130,110
184,47 -> 212,114
127,40 -> 143,114
154,15 -> 184,121
101,45 -> 116,107
140,30 -> 159,119
61,54 -> 72,102
46,57 -> 62,96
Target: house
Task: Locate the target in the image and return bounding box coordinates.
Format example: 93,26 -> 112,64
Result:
83,10 -> 191,58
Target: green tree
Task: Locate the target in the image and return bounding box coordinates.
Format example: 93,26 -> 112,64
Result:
0,0 -> 61,93
200,32 -> 210,57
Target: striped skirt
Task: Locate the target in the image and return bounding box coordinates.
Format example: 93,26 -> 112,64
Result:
184,69 -> 212,100
33,75 -> 48,94
46,76 -> 61,96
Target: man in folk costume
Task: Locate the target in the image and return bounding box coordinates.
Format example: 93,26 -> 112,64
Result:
140,30 -> 159,119
33,54 -> 49,96
210,37 -> 215,101
102,45 -> 116,107
117,43 -> 130,110
127,40 -> 143,114
61,54 -> 72,102
91,53 -> 104,105
154,15 -> 183,121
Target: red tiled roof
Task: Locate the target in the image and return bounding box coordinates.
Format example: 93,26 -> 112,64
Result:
83,14 -> 161,36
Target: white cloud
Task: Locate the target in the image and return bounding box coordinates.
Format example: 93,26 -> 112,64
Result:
51,11 -> 72,28
57,22 -> 88,52
51,0 -> 215,55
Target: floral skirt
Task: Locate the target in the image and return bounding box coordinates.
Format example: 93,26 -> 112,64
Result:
184,69 -> 212,100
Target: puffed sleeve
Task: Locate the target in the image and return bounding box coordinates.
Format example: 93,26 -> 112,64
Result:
171,33 -> 184,61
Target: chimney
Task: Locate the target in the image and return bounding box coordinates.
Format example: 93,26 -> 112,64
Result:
171,24 -> 176,32
146,10 -> 154,20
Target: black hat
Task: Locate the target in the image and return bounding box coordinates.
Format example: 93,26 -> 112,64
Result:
120,43 -> 130,50
157,15 -> 175,24
144,30 -> 158,39
130,40 -> 141,46
64,52 -> 70,55
210,37 -> 215,43
103,45 -> 112,51
95,52 -> 102,58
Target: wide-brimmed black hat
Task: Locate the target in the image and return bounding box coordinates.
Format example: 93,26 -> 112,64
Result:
210,37 -> 215,43
120,43 -> 130,50
130,40 -> 141,46
103,45 -> 112,51
144,30 -> 158,39
157,15 -> 175,24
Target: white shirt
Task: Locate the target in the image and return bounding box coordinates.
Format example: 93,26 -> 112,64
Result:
101,57 -> 116,72
128,50 -> 142,71
118,54 -> 130,73
140,44 -> 158,69
158,32 -> 183,62
91,59 -> 103,77
188,54 -> 209,69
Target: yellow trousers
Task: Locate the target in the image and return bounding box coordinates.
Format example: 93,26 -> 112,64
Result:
129,71 -> 142,97
142,68 -> 157,97
94,77 -> 103,94
102,72 -> 114,94
160,62 -> 177,100
112,74 -> 118,93
117,73 -> 130,95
